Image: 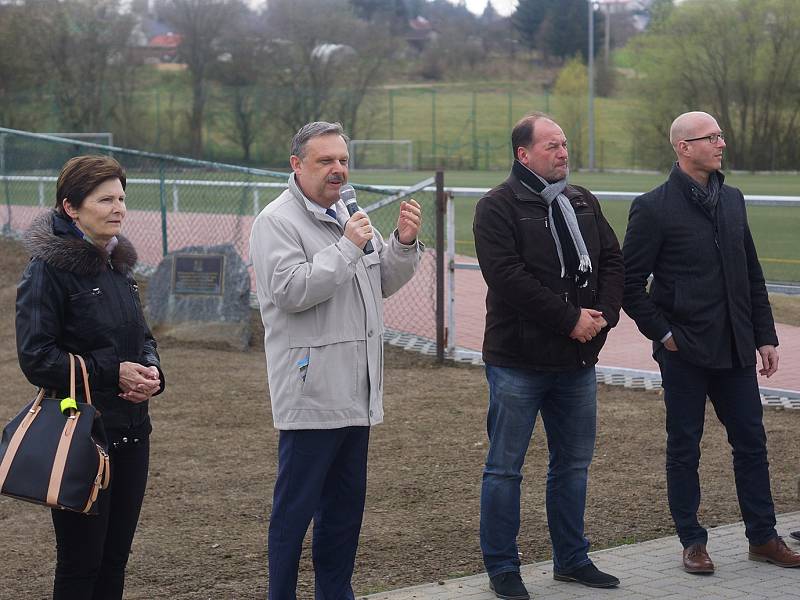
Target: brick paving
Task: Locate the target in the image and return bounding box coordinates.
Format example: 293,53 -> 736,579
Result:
362,512 -> 800,600
448,257 -> 800,396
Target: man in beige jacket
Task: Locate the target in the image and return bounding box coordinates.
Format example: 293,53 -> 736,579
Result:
250,121 -> 423,599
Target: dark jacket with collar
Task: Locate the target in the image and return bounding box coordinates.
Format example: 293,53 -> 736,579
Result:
473,171 -> 624,370
622,165 -> 778,368
15,210 -> 164,434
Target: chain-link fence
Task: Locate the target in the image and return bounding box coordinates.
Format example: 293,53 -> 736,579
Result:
0,128 -> 441,349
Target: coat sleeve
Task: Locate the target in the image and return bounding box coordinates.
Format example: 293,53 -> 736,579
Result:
250,212 -> 363,313
140,322 -> 165,396
587,192 -> 624,328
473,193 -> 581,335
622,197 -> 671,342
15,260 -> 120,393
742,213 -> 778,348
376,229 -> 423,298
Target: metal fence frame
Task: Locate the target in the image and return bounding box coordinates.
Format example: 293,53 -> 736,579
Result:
443,188 -> 800,358
0,127 -> 446,357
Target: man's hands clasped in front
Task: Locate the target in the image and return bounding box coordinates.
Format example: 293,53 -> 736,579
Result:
569,308 -> 608,343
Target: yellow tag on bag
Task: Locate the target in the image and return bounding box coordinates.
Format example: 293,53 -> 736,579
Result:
60,397 -> 78,415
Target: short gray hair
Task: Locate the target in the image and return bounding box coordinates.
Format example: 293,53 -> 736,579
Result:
290,121 -> 349,159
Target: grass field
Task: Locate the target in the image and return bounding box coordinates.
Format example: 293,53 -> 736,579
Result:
3,166 -> 798,281
350,170 -> 800,282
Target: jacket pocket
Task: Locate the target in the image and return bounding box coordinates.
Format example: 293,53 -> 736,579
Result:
296,341 -> 360,411
67,287 -> 110,335
672,279 -> 689,320
128,281 -> 145,326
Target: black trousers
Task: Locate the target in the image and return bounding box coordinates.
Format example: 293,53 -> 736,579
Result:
51,434 -> 150,600
656,349 -> 777,548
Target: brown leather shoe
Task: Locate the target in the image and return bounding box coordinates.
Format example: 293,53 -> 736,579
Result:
683,543 -> 715,574
749,537 -> 800,567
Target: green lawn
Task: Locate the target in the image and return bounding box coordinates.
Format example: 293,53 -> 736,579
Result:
3,166 -> 797,281
351,170 -> 799,283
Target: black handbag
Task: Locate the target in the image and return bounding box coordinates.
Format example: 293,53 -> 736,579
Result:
0,353 -> 110,514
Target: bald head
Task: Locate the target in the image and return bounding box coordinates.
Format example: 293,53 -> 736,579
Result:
669,111 -> 719,148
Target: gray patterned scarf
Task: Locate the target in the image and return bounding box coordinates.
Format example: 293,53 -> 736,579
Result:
513,160 -> 592,286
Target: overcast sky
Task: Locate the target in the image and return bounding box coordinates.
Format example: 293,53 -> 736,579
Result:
461,0 -> 516,17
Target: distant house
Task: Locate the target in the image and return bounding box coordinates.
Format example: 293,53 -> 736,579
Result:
129,16 -> 183,64
406,16 -> 438,52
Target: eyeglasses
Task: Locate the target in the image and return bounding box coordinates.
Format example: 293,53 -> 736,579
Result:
683,132 -> 725,144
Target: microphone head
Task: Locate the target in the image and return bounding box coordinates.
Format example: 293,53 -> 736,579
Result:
339,184 -> 357,204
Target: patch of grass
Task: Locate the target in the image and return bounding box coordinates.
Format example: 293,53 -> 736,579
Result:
769,294 -> 800,327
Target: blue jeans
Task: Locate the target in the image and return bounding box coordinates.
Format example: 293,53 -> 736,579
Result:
268,427 -> 370,600
480,364 -> 597,577
657,349 -> 777,548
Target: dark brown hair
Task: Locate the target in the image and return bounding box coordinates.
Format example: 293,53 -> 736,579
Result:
55,155 -> 127,216
511,111 -> 553,155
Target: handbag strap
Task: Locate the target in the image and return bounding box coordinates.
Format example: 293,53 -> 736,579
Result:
74,355 -> 92,406
68,353 -> 76,399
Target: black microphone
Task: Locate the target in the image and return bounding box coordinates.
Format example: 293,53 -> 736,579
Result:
339,184 -> 374,255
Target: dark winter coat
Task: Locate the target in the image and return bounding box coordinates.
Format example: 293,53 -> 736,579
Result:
473,172 -> 625,370
15,210 -> 164,433
622,166 -> 778,368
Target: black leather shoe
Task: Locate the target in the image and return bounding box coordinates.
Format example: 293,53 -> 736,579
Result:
791,531 -> 800,542
489,571 -> 530,600
554,563 -> 620,588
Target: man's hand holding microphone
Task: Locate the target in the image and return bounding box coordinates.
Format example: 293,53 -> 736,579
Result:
339,184 -> 422,253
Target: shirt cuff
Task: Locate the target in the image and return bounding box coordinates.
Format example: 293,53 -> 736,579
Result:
660,331 -> 673,343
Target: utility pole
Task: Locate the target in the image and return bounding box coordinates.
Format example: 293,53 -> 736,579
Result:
588,0 -> 595,171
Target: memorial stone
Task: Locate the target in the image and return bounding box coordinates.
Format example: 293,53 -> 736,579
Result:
145,244 -> 251,350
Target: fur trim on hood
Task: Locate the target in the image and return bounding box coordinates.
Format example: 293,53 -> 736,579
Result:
23,210 -> 138,276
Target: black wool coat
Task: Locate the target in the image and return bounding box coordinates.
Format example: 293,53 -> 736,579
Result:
622,166 -> 778,368
16,211 -> 164,433
473,172 -> 625,371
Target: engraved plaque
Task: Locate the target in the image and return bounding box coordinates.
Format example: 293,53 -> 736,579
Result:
171,254 -> 225,295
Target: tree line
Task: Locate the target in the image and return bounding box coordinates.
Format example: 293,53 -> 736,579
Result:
1,0 -> 798,171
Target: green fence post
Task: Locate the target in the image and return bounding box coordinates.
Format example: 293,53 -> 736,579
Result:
508,87 -> 514,163
472,91 -> 478,169
431,89 -> 437,166
159,160 -> 168,257
389,89 -> 395,167
1,133 -> 10,234
155,91 -> 161,152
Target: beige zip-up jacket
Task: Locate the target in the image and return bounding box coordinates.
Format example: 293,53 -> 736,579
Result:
250,174 -> 423,429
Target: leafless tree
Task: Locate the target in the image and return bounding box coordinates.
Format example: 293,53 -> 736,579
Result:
21,0 -> 135,133
263,0 -> 394,139
159,0 -> 249,157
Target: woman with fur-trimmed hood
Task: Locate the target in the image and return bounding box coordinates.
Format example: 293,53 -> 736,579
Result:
15,155 -> 164,600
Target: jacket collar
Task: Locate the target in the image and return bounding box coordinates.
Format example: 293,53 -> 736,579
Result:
505,169 -> 583,203
23,210 -> 137,276
668,162 -> 726,200
287,173 -> 341,223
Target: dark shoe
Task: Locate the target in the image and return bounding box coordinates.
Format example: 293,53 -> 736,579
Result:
683,543 -> 715,574
553,562 -> 620,588
790,531 -> 800,542
749,537 -> 800,567
489,571 -> 530,600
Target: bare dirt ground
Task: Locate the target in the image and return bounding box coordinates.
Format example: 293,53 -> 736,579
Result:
0,235 -> 798,599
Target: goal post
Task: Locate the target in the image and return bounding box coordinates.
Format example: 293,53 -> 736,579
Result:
42,132 -> 114,146
348,139 -> 413,170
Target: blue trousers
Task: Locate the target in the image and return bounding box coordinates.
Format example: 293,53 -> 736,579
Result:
657,349 -> 777,547
480,365 -> 597,577
268,426 -> 370,600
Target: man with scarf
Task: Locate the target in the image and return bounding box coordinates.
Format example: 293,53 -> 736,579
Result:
623,111 -> 800,574
473,113 -> 624,599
